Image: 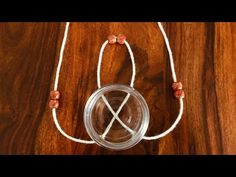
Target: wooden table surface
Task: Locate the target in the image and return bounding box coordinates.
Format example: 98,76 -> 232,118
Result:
0,22 -> 235,155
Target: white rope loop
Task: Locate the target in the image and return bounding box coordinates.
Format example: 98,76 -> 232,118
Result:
52,22 -> 184,144
96,38 -> 137,139
97,40 -> 136,88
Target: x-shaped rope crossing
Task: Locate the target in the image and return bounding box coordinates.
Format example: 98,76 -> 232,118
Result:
100,94 -> 135,139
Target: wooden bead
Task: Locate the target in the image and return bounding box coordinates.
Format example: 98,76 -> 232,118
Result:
117,34 -> 126,44
50,90 -> 60,100
108,35 -> 117,44
174,90 -> 185,99
172,82 -> 183,90
49,99 -> 59,109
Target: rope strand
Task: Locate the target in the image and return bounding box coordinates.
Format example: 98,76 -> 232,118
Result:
52,22 -> 95,144
142,22 -> 184,140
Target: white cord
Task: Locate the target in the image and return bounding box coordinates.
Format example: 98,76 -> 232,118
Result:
52,22 -> 95,144
143,98 -> 184,140
52,22 -> 184,144
143,22 -> 183,140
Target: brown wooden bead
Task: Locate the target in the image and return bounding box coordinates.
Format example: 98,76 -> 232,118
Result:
50,90 -> 60,100
108,35 -> 117,44
172,82 -> 183,91
117,34 -> 126,44
174,90 -> 185,99
49,99 -> 59,109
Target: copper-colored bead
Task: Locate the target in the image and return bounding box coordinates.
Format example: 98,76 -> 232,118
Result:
50,90 -> 60,100
172,82 -> 183,91
117,34 -> 126,44
49,99 -> 59,109
174,90 -> 185,99
108,35 -> 117,44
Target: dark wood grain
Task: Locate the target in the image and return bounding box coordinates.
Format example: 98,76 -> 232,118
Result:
0,22 -> 235,154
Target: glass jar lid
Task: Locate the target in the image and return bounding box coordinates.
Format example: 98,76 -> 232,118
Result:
84,84 -> 149,150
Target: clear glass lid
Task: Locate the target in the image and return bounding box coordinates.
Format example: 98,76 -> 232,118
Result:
84,84 -> 149,150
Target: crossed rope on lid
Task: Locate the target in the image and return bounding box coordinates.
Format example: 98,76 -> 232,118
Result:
99,94 -> 134,139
